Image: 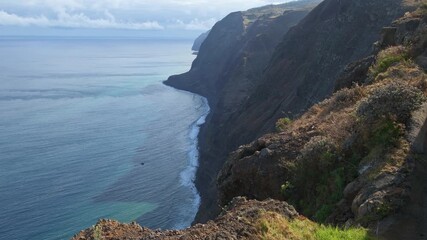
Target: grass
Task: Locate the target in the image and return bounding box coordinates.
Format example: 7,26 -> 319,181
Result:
257,212 -> 373,240
370,46 -> 408,78
315,225 -> 373,240
276,117 -> 292,132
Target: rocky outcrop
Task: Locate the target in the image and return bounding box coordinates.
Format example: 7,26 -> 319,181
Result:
191,31 -> 210,52
72,197 -> 299,240
165,0 -> 321,222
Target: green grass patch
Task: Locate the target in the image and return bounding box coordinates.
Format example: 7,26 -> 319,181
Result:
371,55 -> 406,77
370,46 -> 409,78
257,212 -> 373,240
315,225 -> 373,240
276,117 -> 292,132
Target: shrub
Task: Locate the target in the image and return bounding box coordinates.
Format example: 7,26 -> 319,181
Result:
370,46 -> 408,78
357,82 -> 426,124
417,2 -> 427,15
292,137 -> 342,219
276,117 -> 292,132
369,118 -> 404,148
280,181 -> 294,198
299,136 -> 337,168
288,137 -> 362,222
314,205 -> 333,223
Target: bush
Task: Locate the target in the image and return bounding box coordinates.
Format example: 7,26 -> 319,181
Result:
369,118 -> 404,148
291,137 -> 342,219
299,136 -> 337,168
314,205 -> 333,223
322,86 -> 365,114
370,46 -> 408,78
276,117 -> 292,132
280,181 -> 294,198
357,82 -> 425,124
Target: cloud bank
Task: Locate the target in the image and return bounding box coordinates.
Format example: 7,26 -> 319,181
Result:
0,0 -> 291,31
0,10 -> 164,30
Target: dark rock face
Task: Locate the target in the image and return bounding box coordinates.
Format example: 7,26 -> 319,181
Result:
191,31 -> 210,52
333,56 -> 375,91
165,0 -> 320,222
227,0 -> 410,143
166,0 -> 413,223
217,133 -> 310,207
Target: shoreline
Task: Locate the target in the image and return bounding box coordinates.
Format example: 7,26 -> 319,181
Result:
173,94 -> 210,229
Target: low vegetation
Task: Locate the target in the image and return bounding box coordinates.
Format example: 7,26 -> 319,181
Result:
369,46 -> 408,78
276,117 -> 293,132
357,82 -> 425,124
273,44 -> 427,225
285,137 -> 356,222
257,212 -> 373,240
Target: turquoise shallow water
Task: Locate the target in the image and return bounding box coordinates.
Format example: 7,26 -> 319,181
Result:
0,37 -> 208,240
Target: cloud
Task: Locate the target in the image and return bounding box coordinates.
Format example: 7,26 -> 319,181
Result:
0,0 -> 294,31
0,10 -> 164,30
168,18 -> 217,31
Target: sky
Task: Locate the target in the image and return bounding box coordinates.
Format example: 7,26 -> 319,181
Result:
0,0 -> 291,37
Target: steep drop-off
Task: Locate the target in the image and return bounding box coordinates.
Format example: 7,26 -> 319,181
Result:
191,31 -> 210,52
165,0 -> 321,222
218,4 -> 427,239
166,0 -> 415,223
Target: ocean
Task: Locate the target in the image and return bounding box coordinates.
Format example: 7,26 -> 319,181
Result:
0,37 -> 209,240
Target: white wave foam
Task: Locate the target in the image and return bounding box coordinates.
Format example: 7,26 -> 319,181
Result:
174,96 -> 210,229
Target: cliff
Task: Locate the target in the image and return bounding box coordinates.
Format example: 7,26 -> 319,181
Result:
166,0 -> 415,223
165,0 -> 322,222
191,31 -> 210,52
218,4 -> 427,238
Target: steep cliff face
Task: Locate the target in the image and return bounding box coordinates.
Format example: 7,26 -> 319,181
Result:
223,0 -> 413,156
165,0 -> 321,222
191,31 -> 210,52
218,5 -> 427,238
167,0 -> 415,223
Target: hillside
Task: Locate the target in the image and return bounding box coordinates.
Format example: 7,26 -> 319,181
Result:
218,9 -> 427,234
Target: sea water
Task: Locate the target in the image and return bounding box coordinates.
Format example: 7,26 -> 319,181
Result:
0,37 -> 209,240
